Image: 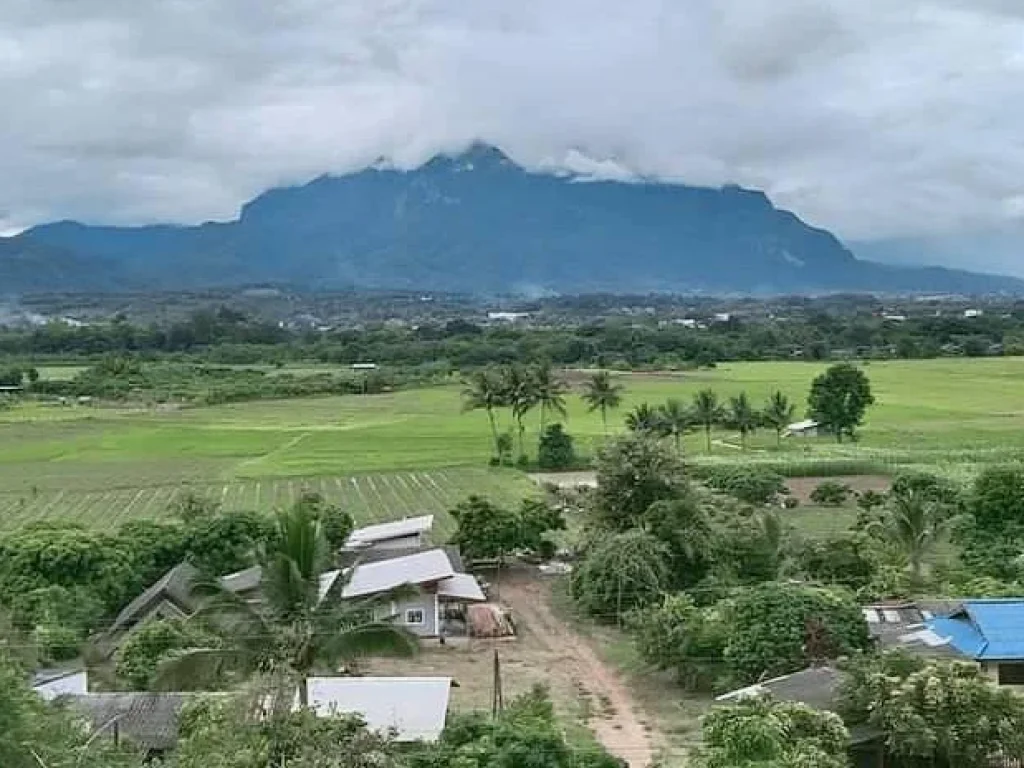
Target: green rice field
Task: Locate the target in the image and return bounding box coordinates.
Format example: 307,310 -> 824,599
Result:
0,467 -> 535,533
3,358 -> 1024,529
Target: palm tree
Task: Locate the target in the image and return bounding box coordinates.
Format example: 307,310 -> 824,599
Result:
658,398 -> 692,453
581,371 -> 625,434
158,504 -> 417,708
461,368 -> 506,460
725,392 -> 759,450
879,483 -> 952,584
624,402 -> 663,434
499,364 -> 537,461
762,391 -> 796,448
532,363 -> 569,439
691,389 -> 724,454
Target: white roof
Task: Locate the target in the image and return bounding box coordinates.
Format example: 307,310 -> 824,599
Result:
342,548 -> 453,599
32,670 -> 88,701
305,677 -> 452,742
345,515 -> 434,548
437,573 -> 486,602
787,419 -> 819,431
319,570 -> 342,603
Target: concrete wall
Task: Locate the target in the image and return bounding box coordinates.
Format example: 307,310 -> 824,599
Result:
376,594 -> 438,637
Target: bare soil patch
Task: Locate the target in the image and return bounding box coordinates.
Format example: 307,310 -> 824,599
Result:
364,567 -> 660,766
785,474 -> 891,504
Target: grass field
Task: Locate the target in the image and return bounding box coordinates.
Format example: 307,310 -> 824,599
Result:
3,358 -> 1024,529
0,467 -> 536,532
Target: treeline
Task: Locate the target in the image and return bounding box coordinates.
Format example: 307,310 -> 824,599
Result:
3,303 -> 1024,368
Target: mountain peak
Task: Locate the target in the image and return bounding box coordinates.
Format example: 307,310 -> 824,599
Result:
6,153 -> 1022,295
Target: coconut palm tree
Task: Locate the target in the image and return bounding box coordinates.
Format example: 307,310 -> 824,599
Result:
581,371 -> 625,434
879,481 -> 953,584
531,363 -> 569,439
461,368 -> 506,459
658,398 -> 692,453
157,504 -> 417,708
499,364 -> 537,462
691,389 -> 724,454
624,402 -> 663,434
725,392 -> 759,450
762,391 -> 796,448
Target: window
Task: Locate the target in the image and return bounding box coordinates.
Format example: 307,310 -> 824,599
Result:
998,663 -> 1024,686
405,608 -> 425,625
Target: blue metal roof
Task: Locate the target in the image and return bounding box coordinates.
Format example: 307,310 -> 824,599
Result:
925,599 -> 1024,661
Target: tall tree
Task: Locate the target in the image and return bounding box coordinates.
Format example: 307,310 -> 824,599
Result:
158,504 -> 416,708
624,402 -> 663,435
499,364 -> 538,462
581,370 -> 625,435
531,363 -> 568,440
658,398 -> 692,453
807,363 -> 875,442
691,389 -> 724,454
724,392 -> 758,450
461,368 -> 506,460
762,390 -> 796,448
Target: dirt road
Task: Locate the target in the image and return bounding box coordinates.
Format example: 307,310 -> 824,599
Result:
498,570 -> 658,767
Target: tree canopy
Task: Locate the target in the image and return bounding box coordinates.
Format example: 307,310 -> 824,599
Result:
807,362 -> 875,442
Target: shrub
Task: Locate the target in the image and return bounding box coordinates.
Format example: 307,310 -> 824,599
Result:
628,593 -> 726,690
571,530 -> 671,619
537,424 -> 576,470
856,489 -> 887,511
810,480 -> 852,506
700,466 -> 787,505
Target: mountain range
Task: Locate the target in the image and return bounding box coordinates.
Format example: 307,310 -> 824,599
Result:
2,145 -> 1019,295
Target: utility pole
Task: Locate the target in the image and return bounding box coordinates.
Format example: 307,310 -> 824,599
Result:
491,648 -> 504,716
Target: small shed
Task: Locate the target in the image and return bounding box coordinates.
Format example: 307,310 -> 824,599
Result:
784,419 -> 820,438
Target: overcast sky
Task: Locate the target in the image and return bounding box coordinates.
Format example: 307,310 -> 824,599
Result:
2,0 -> 1024,270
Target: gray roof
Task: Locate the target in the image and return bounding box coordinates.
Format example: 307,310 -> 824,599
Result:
345,515 -> 434,549
718,666 -> 842,712
66,693 -> 197,751
305,677 -> 452,742
342,549 -> 454,599
218,564 -> 263,594
340,544 -> 464,572
109,563 -> 200,633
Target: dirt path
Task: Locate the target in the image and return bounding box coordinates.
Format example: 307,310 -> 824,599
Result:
498,570 -> 658,767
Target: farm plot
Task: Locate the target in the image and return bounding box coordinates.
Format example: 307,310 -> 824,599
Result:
0,467 -> 536,534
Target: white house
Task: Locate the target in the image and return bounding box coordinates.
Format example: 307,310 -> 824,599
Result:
344,515 -> 434,553
342,548 -> 486,638
305,677 -> 453,742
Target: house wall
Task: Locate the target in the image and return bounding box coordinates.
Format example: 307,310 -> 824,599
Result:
376,594 -> 438,637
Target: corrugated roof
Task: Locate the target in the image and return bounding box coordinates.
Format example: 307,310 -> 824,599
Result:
67,693 -> 198,751
718,666 -> 841,712
305,677 -> 452,742
342,549 -> 454,599
218,565 -> 263,594
437,573 -> 486,602
345,515 -> 434,548
921,599 -> 1024,660
109,563 -> 199,633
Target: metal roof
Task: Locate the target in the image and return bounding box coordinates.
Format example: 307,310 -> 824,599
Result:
437,573 -> 486,602
67,693 -> 198,751
305,677 -> 452,742
926,599 -> 1024,660
109,563 -> 200,633
345,515 -> 434,548
342,548 -> 454,599
718,666 -> 842,713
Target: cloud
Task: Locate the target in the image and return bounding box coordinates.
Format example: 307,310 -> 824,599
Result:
2,0 -> 1024,262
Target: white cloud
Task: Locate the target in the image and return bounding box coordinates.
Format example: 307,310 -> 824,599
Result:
2,0 -> 1024,264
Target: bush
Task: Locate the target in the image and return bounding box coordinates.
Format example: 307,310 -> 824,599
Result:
628,593 -> 726,690
794,534 -> 879,591
722,582 -> 871,684
810,481 -> 852,506
537,424 -> 576,470
856,489 -> 886,511
699,466 -> 787,505
571,530 -> 671,619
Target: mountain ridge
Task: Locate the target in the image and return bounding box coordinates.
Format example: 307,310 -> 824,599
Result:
3,146 -> 1021,295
